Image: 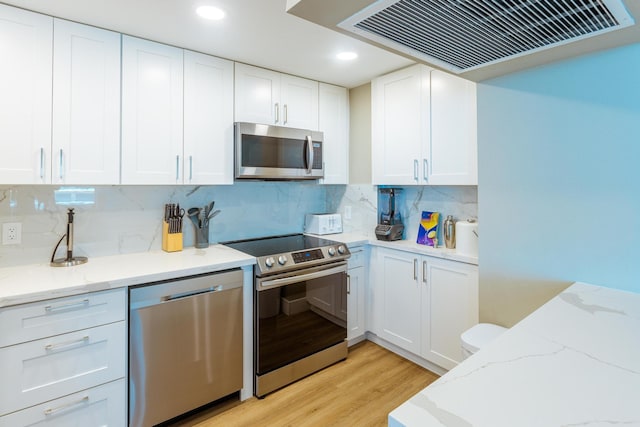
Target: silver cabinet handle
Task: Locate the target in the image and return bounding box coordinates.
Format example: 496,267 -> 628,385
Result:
347,273 -> 351,295
176,155 -> 180,181
423,159 -> 428,182
423,260 -> 427,284
274,102 -> 279,123
283,104 -> 288,125
40,147 -> 45,179
45,335 -> 89,352
414,159 -> 419,181
59,149 -> 64,180
413,258 -> 418,280
44,396 -> 89,416
305,135 -> 313,174
189,155 -> 193,181
44,298 -> 89,313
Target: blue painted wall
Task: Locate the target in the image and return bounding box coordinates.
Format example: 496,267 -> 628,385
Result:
477,43 -> 640,326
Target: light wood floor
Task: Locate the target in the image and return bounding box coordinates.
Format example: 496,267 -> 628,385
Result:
173,341 -> 439,427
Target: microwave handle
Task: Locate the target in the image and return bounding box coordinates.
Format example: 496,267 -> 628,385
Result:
305,135 -> 313,174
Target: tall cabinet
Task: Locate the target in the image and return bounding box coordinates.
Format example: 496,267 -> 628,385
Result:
0,5 -> 52,184
371,64 -> 477,186
319,83 -> 349,184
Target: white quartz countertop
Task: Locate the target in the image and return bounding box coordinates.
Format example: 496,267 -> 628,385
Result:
389,282 -> 640,427
317,232 -> 478,265
0,245 -> 255,307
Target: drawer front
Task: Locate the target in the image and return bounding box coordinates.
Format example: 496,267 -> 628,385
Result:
0,378 -> 126,427
348,247 -> 365,269
0,289 -> 126,348
0,321 -> 126,416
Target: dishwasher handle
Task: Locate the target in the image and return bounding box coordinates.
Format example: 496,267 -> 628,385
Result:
161,285 -> 223,302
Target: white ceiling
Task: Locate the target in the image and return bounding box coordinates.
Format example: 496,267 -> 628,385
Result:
0,0 -> 414,88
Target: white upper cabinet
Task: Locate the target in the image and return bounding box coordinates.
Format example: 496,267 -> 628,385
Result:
235,63 -> 319,130
121,36 -> 184,185
184,50 -> 234,185
52,19 -> 121,185
319,83 -> 349,184
372,64 -> 477,186
0,5 -> 52,184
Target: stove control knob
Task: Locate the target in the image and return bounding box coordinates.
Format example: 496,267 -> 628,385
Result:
328,247 -> 336,256
337,245 -> 347,255
265,257 -> 275,268
278,255 -> 287,265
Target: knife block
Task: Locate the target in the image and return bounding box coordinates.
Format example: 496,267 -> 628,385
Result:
162,221 -> 183,252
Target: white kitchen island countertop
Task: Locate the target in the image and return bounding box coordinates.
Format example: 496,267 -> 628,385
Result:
0,245 -> 255,307
389,282 -> 640,426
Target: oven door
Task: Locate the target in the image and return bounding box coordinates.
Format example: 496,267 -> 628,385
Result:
255,262 -> 347,377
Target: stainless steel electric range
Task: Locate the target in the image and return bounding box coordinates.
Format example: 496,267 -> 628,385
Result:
224,234 -> 350,397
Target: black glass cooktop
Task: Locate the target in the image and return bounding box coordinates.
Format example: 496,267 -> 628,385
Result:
223,234 -> 340,257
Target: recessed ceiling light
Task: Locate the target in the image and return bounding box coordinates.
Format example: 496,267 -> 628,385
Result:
336,51 -> 358,61
196,5 -> 225,20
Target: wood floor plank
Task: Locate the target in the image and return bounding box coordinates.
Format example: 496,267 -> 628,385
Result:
175,341 -> 439,427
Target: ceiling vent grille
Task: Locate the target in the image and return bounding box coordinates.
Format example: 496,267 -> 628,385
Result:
339,0 -> 634,72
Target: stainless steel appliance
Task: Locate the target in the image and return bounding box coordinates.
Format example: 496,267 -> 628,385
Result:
129,270 -> 243,427
234,122 -> 324,180
223,234 -> 349,397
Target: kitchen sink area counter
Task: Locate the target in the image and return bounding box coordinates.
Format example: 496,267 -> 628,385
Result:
389,282 -> 640,426
0,245 -> 255,307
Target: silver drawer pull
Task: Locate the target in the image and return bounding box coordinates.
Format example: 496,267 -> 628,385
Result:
44,298 -> 90,313
45,335 -> 89,352
44,396 -> 89,416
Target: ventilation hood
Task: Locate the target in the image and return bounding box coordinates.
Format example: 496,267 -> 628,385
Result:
287,0 -> 640,81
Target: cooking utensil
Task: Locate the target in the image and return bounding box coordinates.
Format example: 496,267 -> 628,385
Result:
207,209 -> 220,221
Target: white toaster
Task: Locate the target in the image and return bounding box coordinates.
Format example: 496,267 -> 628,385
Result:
304,213 -> 343,235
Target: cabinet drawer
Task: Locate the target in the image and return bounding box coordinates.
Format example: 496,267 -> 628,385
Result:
348,248 -> 365,269
0,378 -> 126,427
0,289 -> 126,348
0,321 -> 126,416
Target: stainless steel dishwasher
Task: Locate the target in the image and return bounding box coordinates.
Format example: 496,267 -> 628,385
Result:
129,269 -> 243,427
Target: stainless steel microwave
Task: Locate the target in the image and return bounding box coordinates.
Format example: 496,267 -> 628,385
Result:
234,122 -> 324,180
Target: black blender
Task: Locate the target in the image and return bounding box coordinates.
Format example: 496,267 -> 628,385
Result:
375,188 -> 404,241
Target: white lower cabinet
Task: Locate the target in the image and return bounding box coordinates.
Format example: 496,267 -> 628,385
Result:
347,246 -> 366,343
0,379 -> 125,427
0,289 -> 127,425
370,246 -> 478,369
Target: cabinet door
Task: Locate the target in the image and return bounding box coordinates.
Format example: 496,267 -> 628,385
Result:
421,257 -> 478,369
375,247 -> 422,354
0,378 -> 126,427
184,50 -> 234,185
280,73 -> 318,130
0,5 -> 52,184
319,83 -> 349,184
371,65 -> 429,185
121,36 -> 183,184
347,247 -> 365,342
429,70 -> 477,185
52,19 -> 121,185
234,63 -> 280,125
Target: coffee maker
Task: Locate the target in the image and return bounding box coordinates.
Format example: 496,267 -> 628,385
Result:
375,188 -> 404,241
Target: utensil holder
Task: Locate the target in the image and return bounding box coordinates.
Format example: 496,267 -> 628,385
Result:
193,223 -> 209,249
162,221 -> 183,252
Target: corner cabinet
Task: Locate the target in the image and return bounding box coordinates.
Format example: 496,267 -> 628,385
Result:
371,64 -> 477,186
121,36 -> 184,185
319,83 -> 349,184
370,246 -> 478,369
235,63 -> 319,130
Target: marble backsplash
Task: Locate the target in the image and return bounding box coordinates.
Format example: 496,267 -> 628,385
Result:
0,182 -> 326,268
326,185 -> 478,243
0,183 -> 477,268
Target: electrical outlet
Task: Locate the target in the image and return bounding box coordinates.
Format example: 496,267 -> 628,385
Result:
2,222 -> 22,245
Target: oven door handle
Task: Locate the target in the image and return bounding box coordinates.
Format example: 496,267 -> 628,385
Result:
259,264 -> 345,289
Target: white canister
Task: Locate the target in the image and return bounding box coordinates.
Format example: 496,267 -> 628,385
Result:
455,220 -> 478,257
